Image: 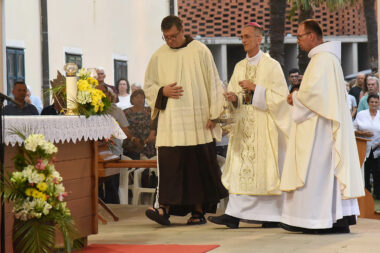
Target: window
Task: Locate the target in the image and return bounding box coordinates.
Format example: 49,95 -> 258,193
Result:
65,53 -> 82,69
114,60 -> 128,86
6,48 -> 25,96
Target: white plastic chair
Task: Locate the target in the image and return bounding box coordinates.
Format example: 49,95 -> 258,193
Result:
130,167 -> 157,205
119,155 -> 157,205
119,167 -> 135,204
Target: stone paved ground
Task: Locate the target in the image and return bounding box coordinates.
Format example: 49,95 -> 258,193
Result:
89,205 -> 380,253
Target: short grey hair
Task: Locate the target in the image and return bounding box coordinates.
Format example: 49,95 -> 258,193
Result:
367,76 -> 379,86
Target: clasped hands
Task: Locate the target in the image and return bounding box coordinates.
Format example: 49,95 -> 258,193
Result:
163,82 -> 183,99
162,82 -> 217,130
287,90 -> 298,106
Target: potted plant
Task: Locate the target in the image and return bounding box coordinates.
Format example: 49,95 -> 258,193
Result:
4,133 -> 77,253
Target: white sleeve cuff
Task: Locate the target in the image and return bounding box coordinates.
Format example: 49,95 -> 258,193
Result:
292,92 -> 316,123
252,85 -> 267,111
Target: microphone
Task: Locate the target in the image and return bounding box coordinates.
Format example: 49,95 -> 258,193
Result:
0,92 -> 21,105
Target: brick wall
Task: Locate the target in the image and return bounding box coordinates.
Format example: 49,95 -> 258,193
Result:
178,0 -> 368,37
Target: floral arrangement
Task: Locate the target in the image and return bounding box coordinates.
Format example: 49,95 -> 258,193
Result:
49,68 -> 111,117
75,68 -> 111,116
4,133 -> 77,252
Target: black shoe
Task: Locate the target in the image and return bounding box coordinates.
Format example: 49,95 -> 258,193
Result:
262,222 -> 279,228
330,226 -> 350,234
280,222 -> 343,234
279,222 -> 303,232
208,214 -> 240,229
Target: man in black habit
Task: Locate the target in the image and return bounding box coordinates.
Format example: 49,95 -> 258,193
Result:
143,15 -> 228,226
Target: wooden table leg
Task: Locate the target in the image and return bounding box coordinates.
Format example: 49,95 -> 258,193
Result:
98,198 -> 119,221
97,214 -> 108,224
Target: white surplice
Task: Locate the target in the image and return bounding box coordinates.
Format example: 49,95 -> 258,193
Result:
144,40 -> 224,147
224,51 -> 290,222
280,41 -> 363,229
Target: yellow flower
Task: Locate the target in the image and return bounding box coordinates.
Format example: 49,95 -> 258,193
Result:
37,182 -> 48,192
39,173 -> 46,181
39,194 -> 47,201
32,189 -> 42,199
25,188 -> 34,196
87,77 -> 98,87
78,79 -> 90,91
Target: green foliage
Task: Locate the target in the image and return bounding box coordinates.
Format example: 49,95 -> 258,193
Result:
291,0 -> 357,10
287,0 -> 357,20
54,213 -> 79,252
13,218 -> 55,253
74,95 -> 112,118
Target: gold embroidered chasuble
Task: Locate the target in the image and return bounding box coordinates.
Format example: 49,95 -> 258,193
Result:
144,40 -> 224,147
222,53 -> 290,195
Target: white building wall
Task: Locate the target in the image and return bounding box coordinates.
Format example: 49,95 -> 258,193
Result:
4,0 -> 42,97
4,0 -> 169,99
48,0 -> 169,88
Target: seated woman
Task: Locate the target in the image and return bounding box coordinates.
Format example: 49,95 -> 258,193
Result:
123,89 -> 156,160
354,93 -> 380,199
116,78 -> 132,110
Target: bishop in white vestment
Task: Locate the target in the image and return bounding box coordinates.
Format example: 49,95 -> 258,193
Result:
208,23 -> 291,228
280,19 -> 364,234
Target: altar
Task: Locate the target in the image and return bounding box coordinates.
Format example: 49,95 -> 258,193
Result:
1,115 -> 126,253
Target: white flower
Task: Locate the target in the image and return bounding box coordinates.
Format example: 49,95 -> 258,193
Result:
24,134 -> 45,152
76,68 -> 90,79
77,90 -> 92,104
55,184 -> 65,195
10,172 -> 25,183
51,170 -> 63,182
41,142 -> 58,154
22,166 -> 44,184
42,203 -> 52,215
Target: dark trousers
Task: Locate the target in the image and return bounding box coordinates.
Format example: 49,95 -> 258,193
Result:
215,145 -> 228,158
364,149 -> 380,199
98,174 -> 120,204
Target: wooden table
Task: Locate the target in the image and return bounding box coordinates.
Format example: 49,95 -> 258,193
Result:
356,137 -> 380,220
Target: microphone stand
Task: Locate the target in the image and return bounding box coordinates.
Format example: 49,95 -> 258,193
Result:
0,92 -> 17,253
0,95 -> 5,253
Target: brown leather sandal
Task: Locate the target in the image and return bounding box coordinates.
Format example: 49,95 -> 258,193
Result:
187,211 -> 207,225
145,207 -> 171,226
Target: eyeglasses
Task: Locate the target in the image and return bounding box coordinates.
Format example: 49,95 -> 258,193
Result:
297,32 -> 311,39
162,30 -> 181,41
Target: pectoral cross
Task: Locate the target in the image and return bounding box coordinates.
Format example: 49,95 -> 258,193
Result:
243,63 -> 257,105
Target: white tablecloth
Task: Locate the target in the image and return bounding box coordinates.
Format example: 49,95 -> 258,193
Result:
4,115 -> 127,146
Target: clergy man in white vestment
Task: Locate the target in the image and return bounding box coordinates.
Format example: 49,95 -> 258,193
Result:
280,19 -> 364,234
208,22 -> 291,229
144,15 -> 228,226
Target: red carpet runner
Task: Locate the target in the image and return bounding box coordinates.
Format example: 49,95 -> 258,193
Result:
80,244 -> 219,252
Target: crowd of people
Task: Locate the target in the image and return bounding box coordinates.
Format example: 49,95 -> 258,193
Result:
4,15 -> 374,234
